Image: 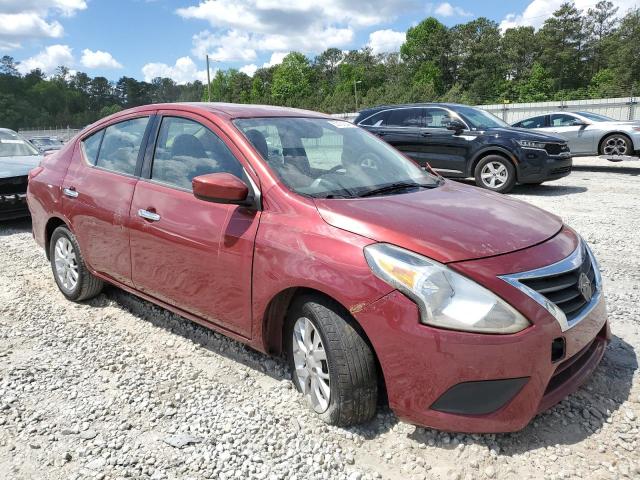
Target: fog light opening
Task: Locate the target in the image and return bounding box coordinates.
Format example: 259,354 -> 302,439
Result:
551,337 -> 566,363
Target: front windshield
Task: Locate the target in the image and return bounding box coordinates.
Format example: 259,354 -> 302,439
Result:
0,130 -> 40,157
454,106 -> 508,129
576,111 -> 615,122
234,117 -> 439,198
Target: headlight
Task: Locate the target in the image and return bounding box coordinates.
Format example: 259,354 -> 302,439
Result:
517,140 -> 547,149
364,243 -> 530,334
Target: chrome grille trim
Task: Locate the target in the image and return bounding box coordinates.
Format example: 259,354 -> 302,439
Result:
499,239 -> 602,332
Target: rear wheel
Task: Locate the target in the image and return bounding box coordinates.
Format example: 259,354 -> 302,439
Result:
474,155 -> 516,194
599,134 -> 632,157
50,226 -> 103,301
286,295 -> 377,426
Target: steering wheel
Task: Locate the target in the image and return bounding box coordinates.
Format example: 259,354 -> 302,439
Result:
356,151 -> 383,170
326,164 -> 346,174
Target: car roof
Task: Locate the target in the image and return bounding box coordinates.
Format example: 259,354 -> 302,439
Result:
109,102 -> 331,121
357,103 -> 469,115
0,128 -> 18,134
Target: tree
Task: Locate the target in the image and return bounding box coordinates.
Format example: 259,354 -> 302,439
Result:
0,56 -> 19,76
517,63 -> 553,102
401,18 -> 450,92
585,1 -> 620,72
271,52 -> 312,106
502,26 -> 539,81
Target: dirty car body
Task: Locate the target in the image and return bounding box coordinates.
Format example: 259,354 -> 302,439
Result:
27,103 -> 609,433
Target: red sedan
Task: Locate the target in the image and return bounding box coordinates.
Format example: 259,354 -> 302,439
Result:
27,103 -> 609,433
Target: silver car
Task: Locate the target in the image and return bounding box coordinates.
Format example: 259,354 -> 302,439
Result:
0,128 -> 43,220
512,111 -> 640,157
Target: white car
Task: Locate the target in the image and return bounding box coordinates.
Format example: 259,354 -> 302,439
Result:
512,111 -> 640,158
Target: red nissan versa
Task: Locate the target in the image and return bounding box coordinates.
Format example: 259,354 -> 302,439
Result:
27,103 -> 609,433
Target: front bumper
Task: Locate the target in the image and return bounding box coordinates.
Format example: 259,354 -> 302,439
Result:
0,192 -> 29,221
355,229 -> 609,433
516,148 -> 572,184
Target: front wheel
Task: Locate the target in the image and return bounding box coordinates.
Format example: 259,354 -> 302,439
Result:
474,155 -> 516,194
286,295 -> 377,427
50,226 -> 103,302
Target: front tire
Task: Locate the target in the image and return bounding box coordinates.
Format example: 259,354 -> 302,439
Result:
599,134 -> 632,157
474,155 -> 516,193
50,226 -> 103,302
286,295 -> 377,427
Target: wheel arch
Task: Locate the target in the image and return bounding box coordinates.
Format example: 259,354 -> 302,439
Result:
468,147 -> 517,177
598,131 -> 634,155
44,216 -> 69,260
261,286 -> 387,402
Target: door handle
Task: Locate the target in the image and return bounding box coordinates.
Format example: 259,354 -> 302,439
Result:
63,187 -> 78,198
420,131 -> 432,137
138,209 -> 161,222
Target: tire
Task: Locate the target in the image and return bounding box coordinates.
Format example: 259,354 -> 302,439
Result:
286,294 -> 377,427
474,155 -> 517,194
599,134 -> 632,157
50,225 -> 103,302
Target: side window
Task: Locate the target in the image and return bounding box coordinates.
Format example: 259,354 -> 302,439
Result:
386,108 -> 424,128
359,111 -> 387,127
81,130 -> 104,165
151,117 -> 244,191
424,108 -> 456,128
96,117 -> 149,175
550,114 -> 577,127
518,116 -> 546,128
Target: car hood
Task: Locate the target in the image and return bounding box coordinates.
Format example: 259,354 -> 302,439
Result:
489,127 -> 567,143
314,181 -> 563,264
0,155 -> 42,178
592,120 -> 640,129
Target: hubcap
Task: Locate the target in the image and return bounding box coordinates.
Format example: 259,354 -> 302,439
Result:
54,237 -> 78,292
603,136 -> 628,156
292,317 -> 331,413
480,161 -> 508,189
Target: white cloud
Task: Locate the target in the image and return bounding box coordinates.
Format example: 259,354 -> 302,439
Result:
500,0 -> 637,31
367,29 -> 406,54
80,49 -> 123,69
262,51 -> 287,68
239,64 -> 258,76
192,30 -> 257,62
16,44 -> 74,75
141,56 -> 207,84
177,0 -> 414,59
433,2 -> 472,17
0,1 -> 87,49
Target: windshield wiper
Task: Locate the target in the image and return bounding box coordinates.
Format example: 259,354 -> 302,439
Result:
358,182 -> 437,198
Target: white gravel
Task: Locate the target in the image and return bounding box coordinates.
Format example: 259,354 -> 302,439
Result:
1,156 -> 639,480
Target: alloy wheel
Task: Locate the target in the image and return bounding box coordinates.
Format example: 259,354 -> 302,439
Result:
54,236 -> 79,292
603,135 -> 629,156
480,161 -> 509,189
292,317 -> 331,413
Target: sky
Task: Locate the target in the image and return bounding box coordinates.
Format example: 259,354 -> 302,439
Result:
0,0 -> 638,83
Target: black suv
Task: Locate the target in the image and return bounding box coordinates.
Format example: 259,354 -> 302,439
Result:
354,103 -> 572,193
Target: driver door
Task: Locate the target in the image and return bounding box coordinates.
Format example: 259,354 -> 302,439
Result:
128,111 -> 260,337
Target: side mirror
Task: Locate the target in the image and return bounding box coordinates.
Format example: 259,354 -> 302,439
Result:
570,119 -> 587,127
446,120 -> 465,133
192,173 -> 249,204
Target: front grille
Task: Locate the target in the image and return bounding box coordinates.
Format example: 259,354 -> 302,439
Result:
520,247 -> 596,322
550,166 -> 571,175
0,175 -> 28,195
545,143 -> 569,156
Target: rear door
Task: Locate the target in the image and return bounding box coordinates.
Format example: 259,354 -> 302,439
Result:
413,107 -> 471,174
128,111 -> 260,337
368,108 -> 422,161
62,114 -> 153,286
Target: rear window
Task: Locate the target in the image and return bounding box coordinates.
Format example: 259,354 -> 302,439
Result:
386,108 -> 424,127
95,117 -> 149,175
515,116 -> 546,129
358,111 -> 388,127
80,130 -> 104,165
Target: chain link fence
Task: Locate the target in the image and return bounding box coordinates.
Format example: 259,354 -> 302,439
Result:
17,127 -> 82,142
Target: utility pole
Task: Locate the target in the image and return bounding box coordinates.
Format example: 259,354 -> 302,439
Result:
354,79 -> 362,112
206,54 -> 212,102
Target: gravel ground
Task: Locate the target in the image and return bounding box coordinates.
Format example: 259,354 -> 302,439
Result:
1,156 -> 639,480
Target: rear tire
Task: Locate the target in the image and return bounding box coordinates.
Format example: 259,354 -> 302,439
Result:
599,134 -> 632,157
474,155 -> 516,194
286,294 -> 377,427
50,226 -> 103,302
